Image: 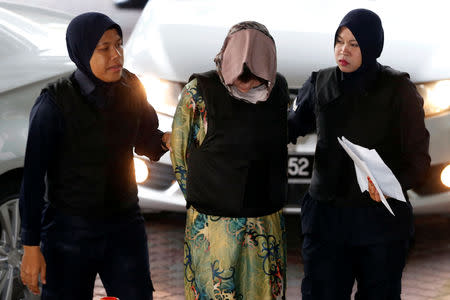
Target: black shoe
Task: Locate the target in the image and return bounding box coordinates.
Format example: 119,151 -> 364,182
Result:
114,0 -> 148,9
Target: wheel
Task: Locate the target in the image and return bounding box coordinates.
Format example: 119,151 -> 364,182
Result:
0,180 -> 40,300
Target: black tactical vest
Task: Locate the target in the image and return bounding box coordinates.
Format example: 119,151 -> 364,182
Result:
309,66 -> 408,206
45,70 -> 145,216
186,71 -> 289,217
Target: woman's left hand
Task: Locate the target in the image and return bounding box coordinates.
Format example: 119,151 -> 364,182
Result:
162,132 -> 172,151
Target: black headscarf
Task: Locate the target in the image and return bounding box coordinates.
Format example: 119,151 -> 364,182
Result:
66,12 -> 123,86
335,9 -> 384,94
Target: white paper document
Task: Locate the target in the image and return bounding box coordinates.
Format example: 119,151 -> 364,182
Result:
337,136 -> 406,216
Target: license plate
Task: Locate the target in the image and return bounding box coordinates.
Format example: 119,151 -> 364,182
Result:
288,154 -> 314,184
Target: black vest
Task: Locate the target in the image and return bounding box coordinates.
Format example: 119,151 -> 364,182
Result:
186,71 -> 289,217
45,70 -> 144,216
309,66 -> 408,206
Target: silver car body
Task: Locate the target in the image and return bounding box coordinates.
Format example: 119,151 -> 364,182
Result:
0,2 -> 75,175
126,0 -> 450,214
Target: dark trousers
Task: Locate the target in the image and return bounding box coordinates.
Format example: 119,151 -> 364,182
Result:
301,235 -> 409,300
41,210 -> 153,300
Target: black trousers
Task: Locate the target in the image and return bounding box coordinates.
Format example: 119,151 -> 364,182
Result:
301,235 -> 409,300
41,209 -> 153,300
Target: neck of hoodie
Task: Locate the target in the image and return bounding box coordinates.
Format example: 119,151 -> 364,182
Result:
75,68 -> 122,108
339,59 -> 379,95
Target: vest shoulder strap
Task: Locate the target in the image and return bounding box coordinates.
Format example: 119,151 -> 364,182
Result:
315,67 -> 341,108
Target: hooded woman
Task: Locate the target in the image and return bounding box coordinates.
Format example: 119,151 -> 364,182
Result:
19,12 -> 169,299
288,9 -> 430,299
171,21 -> 289,299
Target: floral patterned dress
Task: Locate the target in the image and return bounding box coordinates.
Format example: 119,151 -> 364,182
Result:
170,78 -> 287,300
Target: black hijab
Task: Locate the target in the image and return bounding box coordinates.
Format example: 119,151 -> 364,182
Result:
335,9 -> 384,94
66,12 -> 123,87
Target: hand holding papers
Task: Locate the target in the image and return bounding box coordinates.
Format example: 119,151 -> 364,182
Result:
337,137 -> 406,216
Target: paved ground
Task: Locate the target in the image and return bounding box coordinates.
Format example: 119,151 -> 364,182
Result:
92,212 -> 450,300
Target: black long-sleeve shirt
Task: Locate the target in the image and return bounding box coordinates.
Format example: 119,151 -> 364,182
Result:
20,70 -> 166,245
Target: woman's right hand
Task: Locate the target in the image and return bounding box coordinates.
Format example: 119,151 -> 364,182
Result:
162,132 -> 172,151
367,177 -> 389,203
21,246 -> 47,295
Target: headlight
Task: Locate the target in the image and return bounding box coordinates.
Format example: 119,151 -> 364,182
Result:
416,79 -> 450,117
442,164 -> 450,188
138,75 -> 184,116
413,163 -> 450,195
134,157 -> 149,183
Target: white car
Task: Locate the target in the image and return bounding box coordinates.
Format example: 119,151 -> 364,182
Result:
126,0 -> 450,214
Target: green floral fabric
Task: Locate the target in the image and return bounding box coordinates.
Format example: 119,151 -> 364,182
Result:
184,207 -> 286,300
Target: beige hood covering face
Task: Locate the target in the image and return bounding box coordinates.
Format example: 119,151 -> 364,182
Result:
214,21 -> 277,103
